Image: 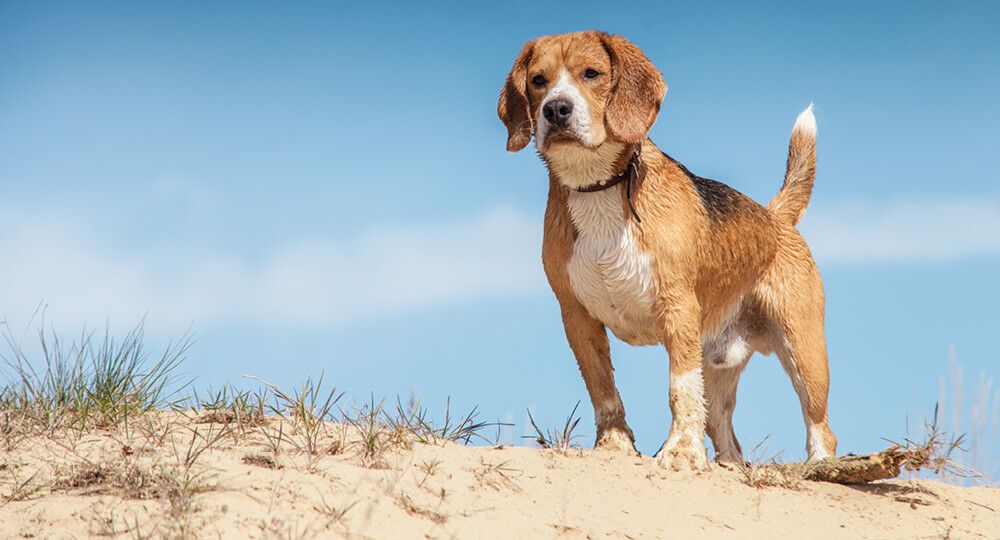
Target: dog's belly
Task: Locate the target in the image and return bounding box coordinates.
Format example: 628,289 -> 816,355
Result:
566,190 -> 662,346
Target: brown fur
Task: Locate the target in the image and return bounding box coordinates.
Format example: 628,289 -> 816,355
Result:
499,31 -> 835,469
770,124 -> 818,224
497,39 -> 536,152
599,33 -> 667,144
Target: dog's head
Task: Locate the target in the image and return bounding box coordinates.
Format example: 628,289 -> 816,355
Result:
498,31 -> 667,154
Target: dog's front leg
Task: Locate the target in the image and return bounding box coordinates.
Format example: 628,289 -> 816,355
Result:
654,290 -> 710,471
557,299 -> 637,454
543,180 -> 636,455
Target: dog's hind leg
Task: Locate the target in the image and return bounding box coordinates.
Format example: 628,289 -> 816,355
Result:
772,318 -> 837,460
703,356 -> 750,463
754,237 -> 837,460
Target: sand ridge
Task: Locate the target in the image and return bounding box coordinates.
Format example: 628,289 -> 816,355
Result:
1,413 -> 998,539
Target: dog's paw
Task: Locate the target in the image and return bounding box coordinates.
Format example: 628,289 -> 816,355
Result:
654,439 -> 710,472
594,428 -> 638,455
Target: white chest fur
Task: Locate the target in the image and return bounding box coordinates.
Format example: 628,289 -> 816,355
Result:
566,188 -> 662,346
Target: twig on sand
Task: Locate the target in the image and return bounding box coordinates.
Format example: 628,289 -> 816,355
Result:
798,448 -> 911,484
759,406 -> 978,486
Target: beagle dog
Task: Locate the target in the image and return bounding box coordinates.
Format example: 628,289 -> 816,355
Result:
498,31 -> 836,470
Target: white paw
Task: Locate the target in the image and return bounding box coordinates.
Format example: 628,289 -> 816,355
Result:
655,438 -> 710,472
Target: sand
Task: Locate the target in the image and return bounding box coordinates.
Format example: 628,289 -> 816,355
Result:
1,413 -> 998,539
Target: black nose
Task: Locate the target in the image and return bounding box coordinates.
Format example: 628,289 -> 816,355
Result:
542,99 -> 574,127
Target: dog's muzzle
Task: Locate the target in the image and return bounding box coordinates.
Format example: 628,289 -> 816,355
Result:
542,99 -> 574,130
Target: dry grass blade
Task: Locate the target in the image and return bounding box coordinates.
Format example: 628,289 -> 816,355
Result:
523,401 -> 584,452
733,435 -> 804,490
173,423 -> 232,469
1,468 -> 42,505
474,458 -> 522,492
313,493 -> 359,526
395,493 -> 447,524
892,404 -> 978,478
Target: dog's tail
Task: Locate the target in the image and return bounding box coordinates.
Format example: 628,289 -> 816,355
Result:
768,104 -> 817,226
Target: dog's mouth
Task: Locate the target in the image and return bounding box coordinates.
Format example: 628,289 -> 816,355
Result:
542,129 -> 585,149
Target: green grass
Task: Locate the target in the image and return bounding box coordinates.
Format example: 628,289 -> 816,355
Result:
190,384 -> 268,433
0,315 -> 519,486
1,317 -> 190,436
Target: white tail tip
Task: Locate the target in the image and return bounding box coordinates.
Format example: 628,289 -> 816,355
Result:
793,103 -> 816,137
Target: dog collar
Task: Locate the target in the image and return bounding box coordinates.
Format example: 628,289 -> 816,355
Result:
571,143 -> 644,222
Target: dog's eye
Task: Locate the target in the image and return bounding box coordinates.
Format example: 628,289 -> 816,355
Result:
583,68 -> 601,80
531,75 -> 547,87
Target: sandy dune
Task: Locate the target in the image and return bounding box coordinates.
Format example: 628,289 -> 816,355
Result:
2,413 -> 998,539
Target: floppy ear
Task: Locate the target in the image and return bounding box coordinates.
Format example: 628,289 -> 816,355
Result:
497,40 -> 536,152
600,33 -> 667,143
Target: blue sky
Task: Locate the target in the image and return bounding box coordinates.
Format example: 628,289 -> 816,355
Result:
2,1 -> 999,474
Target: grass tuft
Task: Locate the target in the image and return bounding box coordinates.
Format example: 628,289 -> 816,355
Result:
1,317 -> 190,435
245,373 -> 343,470
889,403 -> 978,479
388,396 -> 508,446
191,384 -> 267,435
524,401 -> 584,452
342,394 -> 389,468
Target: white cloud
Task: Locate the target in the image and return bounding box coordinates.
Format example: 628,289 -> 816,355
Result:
0,206 -> 545,333
801,198 -> 1000,265
2,196 -> 996,335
